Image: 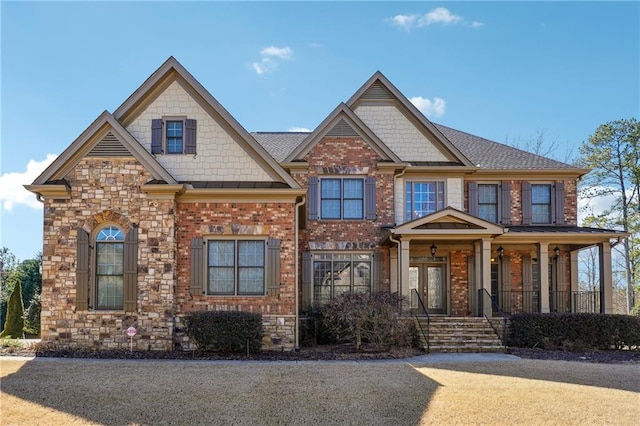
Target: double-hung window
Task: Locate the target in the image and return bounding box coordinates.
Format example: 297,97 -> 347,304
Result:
478,184 -> 499,222
405,181 -> 445,221
313,253 -> 372,305
321,178 -> 364,220
95,226 -> 125,310
166,121 -> 184,154
531,184 -> 552,224
151,118 -> 197,155
207,240 -> 265,295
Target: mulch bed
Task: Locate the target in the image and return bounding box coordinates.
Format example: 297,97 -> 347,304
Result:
2,343 -> 639,363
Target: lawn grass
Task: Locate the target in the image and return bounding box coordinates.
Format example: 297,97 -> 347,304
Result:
1,357 -> 638,425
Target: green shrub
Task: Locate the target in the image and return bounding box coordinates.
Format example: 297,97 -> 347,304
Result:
317,292 -> 417,350
508,313 -> 640,350
0,282 -> 24,339
184,311 -> 263,353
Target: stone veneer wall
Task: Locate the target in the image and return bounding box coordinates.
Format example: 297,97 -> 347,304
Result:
173,201 -> 297,351
40,158 -> 176,351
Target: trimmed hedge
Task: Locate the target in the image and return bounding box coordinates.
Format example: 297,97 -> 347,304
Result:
0,282 -> 24,339
509,313 -> 640,351
184,311 -> 263,353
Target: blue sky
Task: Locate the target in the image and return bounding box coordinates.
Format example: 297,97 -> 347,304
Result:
1,1 -> 638,261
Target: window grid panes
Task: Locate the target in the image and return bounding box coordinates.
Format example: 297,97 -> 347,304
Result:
207,240 -> 265,295
532,184 -> 552,223
166,121 -> 183,154
405,182 -> 445,221
478,184 -> 498,222
96,226 -> 124,310
313,253 -> 372,305
320,178 -> 364,220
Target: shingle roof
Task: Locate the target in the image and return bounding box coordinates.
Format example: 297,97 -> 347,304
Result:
253,124 -> 577,170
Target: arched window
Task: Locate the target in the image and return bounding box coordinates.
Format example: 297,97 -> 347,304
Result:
95,225 -> 125,310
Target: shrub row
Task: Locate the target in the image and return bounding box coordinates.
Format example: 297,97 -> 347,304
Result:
509,313 -> 640,351
184,311 -> 262,353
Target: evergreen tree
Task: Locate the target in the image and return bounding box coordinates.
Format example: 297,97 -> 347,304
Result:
0,281 -> 24,339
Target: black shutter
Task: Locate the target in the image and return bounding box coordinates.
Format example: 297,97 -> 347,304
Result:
372,253 -> 384,293
151,119 -> 163,154
123,226 -> 138,312
365,176 -> 377,220
76,228 -> 89,311
185,119 -> 197,154
190,238 -> 204,296
555,182 -> 565,224
522,182 -> 532,225
308,177 -> 319,220
468,182 -> 478,216
266,238 -> 281,297
501,181 -> 511,225
301,252 -> 312,307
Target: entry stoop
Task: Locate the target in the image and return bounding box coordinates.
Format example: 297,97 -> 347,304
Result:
415,317 -> 505,353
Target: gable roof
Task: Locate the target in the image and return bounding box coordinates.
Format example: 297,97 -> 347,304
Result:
29,111 -> 176,185
391,206 -> 505,237
113,56 -> 300,188
347,71 -> 475,167
283,103 -> 402,163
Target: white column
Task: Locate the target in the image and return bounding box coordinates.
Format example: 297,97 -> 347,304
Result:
473,240 -> 482,316
570,250 -> 579,312
390,247 -> 398,294
400,239 -> 411,300
599,242 -> 613,314
481,238 -> 492,317
538,243 -> 550,313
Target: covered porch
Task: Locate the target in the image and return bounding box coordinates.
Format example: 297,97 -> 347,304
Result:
386,208 -> 627,317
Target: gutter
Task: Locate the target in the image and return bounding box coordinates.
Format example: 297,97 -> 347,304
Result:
294,195 -> 306,351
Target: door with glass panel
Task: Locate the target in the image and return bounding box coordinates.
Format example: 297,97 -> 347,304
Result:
409,263 -> 447,315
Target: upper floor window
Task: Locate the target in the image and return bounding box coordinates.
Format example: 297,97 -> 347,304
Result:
95,225 -> 125,310
307,176 -> 376,221
151,118 -> 197,155
531,184 -> 551,224
321,178 -> 363,219
166,121 -> 184,154
478,184 -> 498,222
405,181 -> 444,221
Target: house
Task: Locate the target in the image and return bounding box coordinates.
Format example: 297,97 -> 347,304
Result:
26,57 -> 627,351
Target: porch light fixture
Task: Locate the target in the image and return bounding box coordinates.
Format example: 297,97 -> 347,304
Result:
553,246 -> 560,259
497,246 -> 504,260
430,243 -> 437,258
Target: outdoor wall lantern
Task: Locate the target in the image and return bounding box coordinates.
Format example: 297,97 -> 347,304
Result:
430,243 -> 437,258
497,246 -> 504,260
553,246 -> 560,259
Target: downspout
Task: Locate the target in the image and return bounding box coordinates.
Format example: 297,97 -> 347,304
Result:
294,195 -> 306,351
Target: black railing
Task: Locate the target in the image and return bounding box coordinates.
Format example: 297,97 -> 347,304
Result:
491,290 -> 540,314
573,291 -> 601,313
479,288 -> 507,352
491,290 -> 601,314
411,288 -> 430,353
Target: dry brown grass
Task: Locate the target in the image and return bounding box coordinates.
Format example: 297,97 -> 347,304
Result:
1,357 -> 638,425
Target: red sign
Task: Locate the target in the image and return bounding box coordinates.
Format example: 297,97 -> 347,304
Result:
126,326 -> 137,337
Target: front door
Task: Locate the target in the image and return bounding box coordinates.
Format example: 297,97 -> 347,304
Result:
409,262 -> 447,315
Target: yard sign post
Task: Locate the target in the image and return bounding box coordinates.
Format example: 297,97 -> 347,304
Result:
126,326 -> 136,352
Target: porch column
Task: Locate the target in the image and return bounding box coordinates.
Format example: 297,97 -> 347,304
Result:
538,243 -> 550,313
473,240 -> 482,315
400,239 -> 411,300
598,241 -> 613,314
570,250 -> 579,312
481,238 -> 492,317
390,246 -> 398,294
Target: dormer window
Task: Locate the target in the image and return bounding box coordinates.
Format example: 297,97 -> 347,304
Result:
166,120 -> 184,154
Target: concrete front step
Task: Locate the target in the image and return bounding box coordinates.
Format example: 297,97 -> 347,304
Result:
414,317 -> 504,353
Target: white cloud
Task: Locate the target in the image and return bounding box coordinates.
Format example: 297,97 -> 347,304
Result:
388,8 -> 482,30
0,154 -> 57,211
420,7 -> 462,26
288,127 -> 311,132
252,46 -> 294,75
388,14 -> 419,30
409,96 -> 446,118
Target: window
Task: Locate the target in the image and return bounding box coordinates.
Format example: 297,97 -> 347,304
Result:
531,184 -> 551,224
321,178 -> 364,219
207,240 -> 265,295
313,253 -> 372,305
95,226 -> 125,310
478,184 -> 498,222
166,121 -> 183,154
151,118 -> 197,155
405,181 -> 445,221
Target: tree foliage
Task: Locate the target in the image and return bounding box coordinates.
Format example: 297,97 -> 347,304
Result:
0,279 -> 24,339
579,118 -> 640,312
